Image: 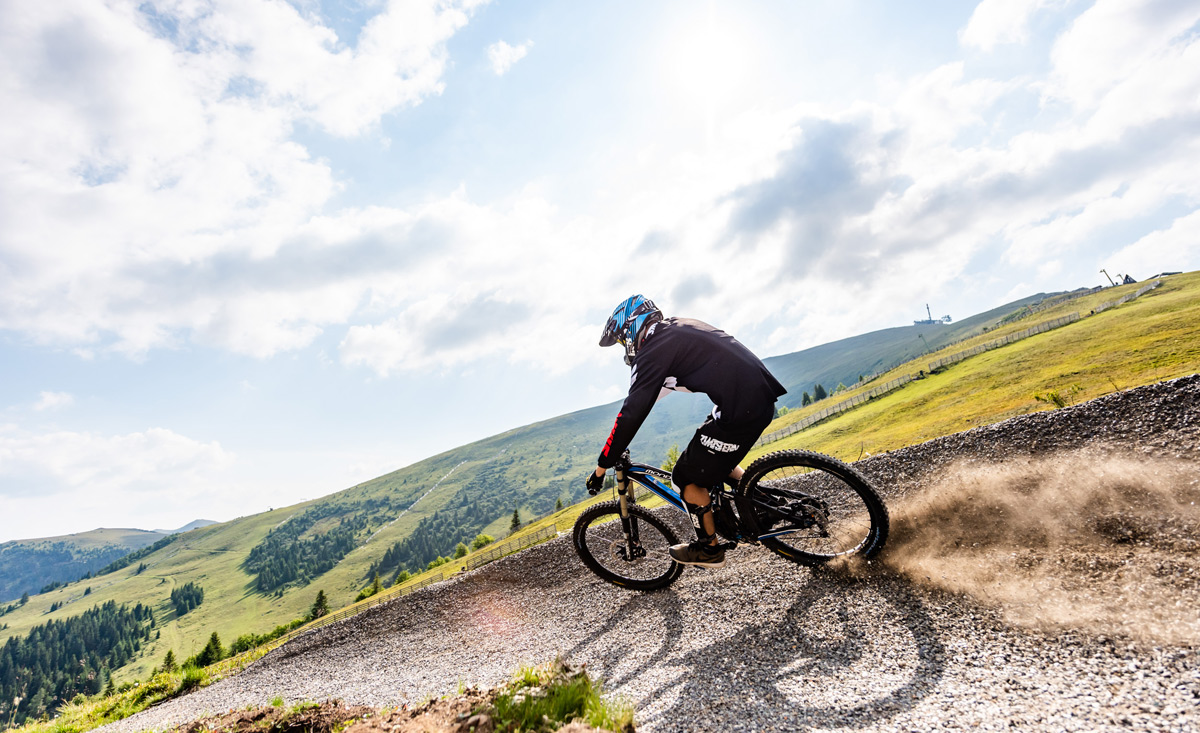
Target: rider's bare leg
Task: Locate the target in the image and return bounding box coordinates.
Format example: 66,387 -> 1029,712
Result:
682,466 -> 745,545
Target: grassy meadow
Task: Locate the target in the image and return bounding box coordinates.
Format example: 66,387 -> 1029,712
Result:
746,272 -> 1199,464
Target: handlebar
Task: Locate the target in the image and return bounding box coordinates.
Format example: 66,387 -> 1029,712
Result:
588,450 -> 634,495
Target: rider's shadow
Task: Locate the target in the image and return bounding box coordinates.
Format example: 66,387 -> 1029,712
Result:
563,587 -> 688,691
566,570 -> 945,732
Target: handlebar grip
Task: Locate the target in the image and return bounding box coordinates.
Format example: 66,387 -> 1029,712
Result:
585,470 -> 605,495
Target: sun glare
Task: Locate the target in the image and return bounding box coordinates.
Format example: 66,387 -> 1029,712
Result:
661,2 -> 756,141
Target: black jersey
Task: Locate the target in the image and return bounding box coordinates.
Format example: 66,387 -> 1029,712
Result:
598,318 -> 787,468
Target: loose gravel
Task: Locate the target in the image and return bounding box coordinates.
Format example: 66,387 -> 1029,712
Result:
105,375 -> 1200,732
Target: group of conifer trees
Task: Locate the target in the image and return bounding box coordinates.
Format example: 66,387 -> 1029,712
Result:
374,464 -> 517,579
93,535 -> 179,577
169,582 -> 204,616
0,601 -> 154,727
244,505 -> 368,592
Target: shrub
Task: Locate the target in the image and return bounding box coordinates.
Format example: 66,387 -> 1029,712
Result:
176,666 -> 204,694
492,660 -> 632,733
188,633 -> 224,668
470,534 -> 495,551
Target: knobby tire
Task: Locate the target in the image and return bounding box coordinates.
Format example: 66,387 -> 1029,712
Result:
572,500 -> 685,590
736,450 -> 889,566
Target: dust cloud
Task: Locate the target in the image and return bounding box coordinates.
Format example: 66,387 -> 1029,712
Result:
878,450 -> 1200,644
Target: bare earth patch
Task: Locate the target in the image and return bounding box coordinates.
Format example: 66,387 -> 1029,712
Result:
169,693 -> 619,733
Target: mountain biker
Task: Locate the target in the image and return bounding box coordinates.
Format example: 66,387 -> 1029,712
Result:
585,295 -> 787,568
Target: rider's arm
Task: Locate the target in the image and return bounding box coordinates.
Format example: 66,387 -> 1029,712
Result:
597,358 -> 671,469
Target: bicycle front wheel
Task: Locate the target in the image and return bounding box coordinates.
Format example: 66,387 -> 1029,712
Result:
736,450 -> 888,565
572,501 -> 685,590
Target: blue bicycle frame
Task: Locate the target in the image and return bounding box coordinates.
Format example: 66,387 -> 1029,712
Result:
615,458 -> 801,545
620,463 -> 686,511
614,458 -> 767,545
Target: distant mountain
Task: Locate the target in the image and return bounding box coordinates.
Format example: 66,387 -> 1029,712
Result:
0,528 -> 167,602
0,521 -> 218,601
763,292 -> 1054,408
151,519 -> 218,535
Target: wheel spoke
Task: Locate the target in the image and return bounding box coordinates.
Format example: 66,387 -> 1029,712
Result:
573,502 -> 687,588
739,451 -> 888,563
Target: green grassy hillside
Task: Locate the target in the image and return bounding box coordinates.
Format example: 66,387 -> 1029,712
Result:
3,275 -> 1194,687
0,529 -> 167,602
762,291 -> 1054,406
747,272 -> 1199,464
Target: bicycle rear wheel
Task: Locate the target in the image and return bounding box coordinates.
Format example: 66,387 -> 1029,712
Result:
572,501 -> 685,590
736,450 -> 888,565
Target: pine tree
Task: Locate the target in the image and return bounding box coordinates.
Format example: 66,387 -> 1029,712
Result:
801,392 -> 812,406
509,509 -> 522,534
160,650 -> 177,673
814,384 -> 827,400
555,498 -> 564,511
195,632 -> 224,667
310,590 -> 329,620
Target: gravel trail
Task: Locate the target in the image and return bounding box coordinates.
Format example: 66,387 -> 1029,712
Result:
106,376 -> 1200,732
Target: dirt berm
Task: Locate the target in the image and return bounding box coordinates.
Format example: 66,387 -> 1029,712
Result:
106,375 -> 1200,732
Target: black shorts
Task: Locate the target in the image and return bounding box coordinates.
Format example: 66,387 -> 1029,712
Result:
671,408 -> 774,490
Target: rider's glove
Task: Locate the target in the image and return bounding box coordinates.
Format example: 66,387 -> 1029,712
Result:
585,470 -> 605,495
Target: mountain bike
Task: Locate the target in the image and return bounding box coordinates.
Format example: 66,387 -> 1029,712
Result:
571,449 -> 889,590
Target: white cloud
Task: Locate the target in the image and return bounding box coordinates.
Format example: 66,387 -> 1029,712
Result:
709,0 -> 1200,350
486,40 -> 531,76
34,392 -> 74,411
1047,0 -> 1200,111
0,0 -> 485,357
0,426 -> 234,498
0,426 -> 241,539
2,0 -> 1199,382
960,0 -> 1051,51
1110,210 -> 1200,276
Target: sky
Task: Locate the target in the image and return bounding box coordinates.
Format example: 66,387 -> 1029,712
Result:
1,0 -> 1198,542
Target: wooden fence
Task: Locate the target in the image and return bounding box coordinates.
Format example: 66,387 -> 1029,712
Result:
1094,280 -> 1162,314
464,525 -> 557,570
754,375 -> 914,447
928,313 -> 1081,371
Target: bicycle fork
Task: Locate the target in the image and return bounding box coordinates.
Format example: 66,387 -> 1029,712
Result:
615,466 -> 645,560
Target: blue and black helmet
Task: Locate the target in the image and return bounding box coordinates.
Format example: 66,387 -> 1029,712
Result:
600,294 -> 663,366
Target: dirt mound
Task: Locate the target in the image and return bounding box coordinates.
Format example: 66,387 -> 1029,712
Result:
169,693 -> 615,733
172,702 -> 376,733
166,660 -> 628,733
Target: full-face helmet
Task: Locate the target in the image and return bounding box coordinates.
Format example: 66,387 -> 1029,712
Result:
599,294 -> 663,365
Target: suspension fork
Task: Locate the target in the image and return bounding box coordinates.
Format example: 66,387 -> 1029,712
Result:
615,466 -> 641,551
